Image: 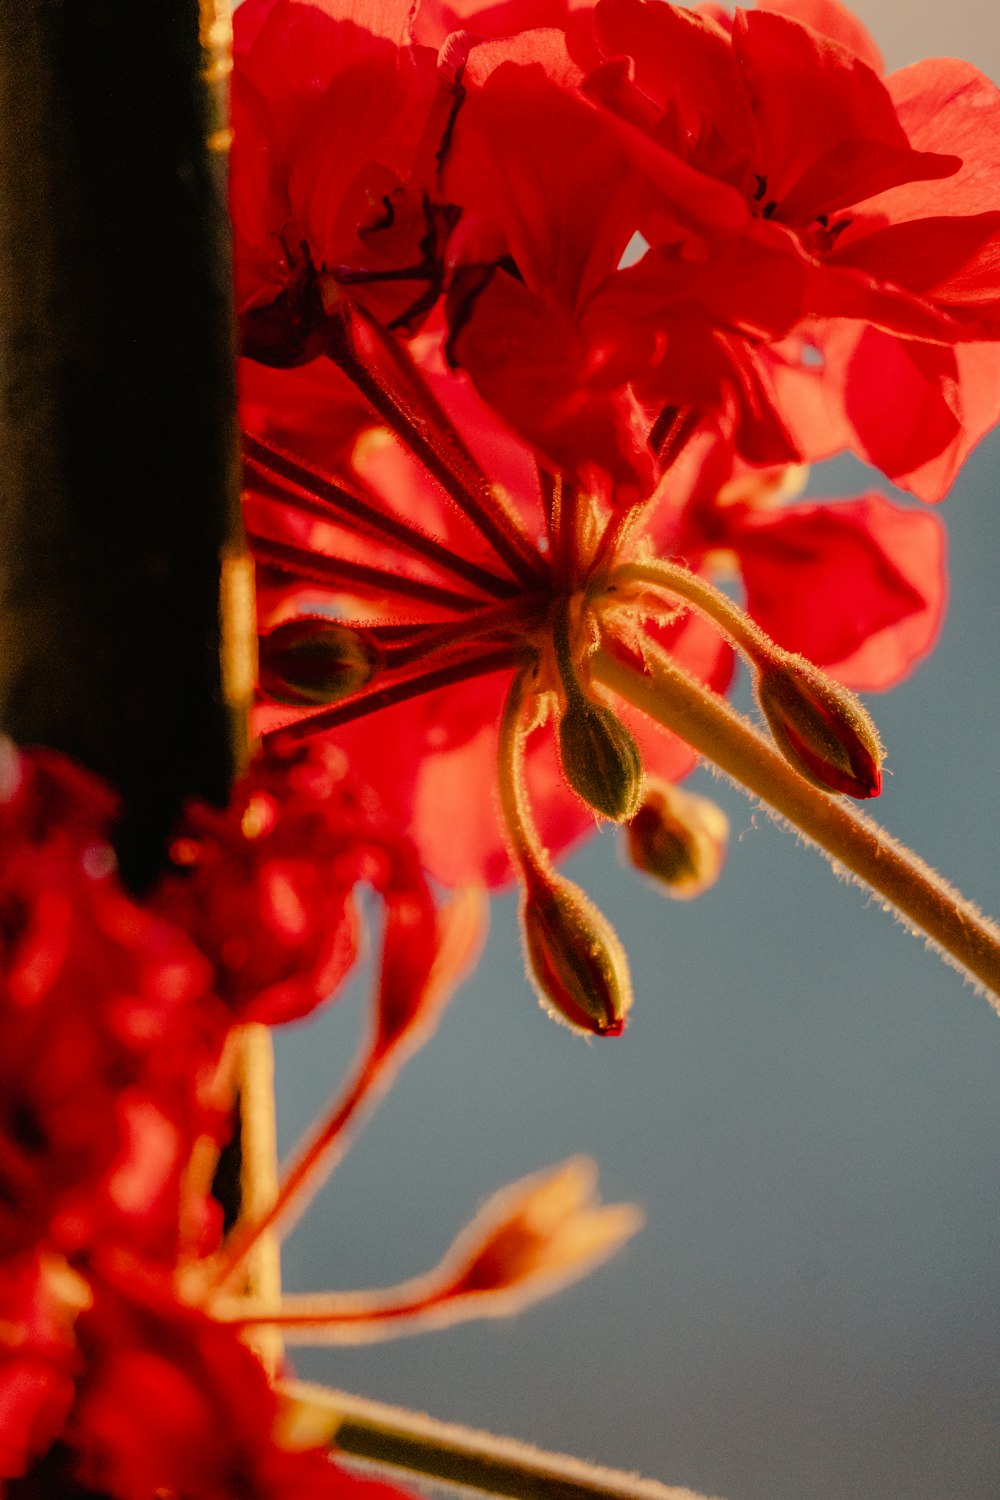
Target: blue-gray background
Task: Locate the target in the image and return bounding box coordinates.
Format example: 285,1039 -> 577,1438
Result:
270,5 -> 1000,1496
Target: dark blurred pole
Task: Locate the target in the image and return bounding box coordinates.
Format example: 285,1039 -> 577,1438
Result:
0,0 -> 250,889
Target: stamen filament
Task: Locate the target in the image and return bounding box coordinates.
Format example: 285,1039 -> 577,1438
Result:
594,640 -> 1000,1008
248,532 -> 486,614
243,431 -> 519,600
590,507 -> 639,581
319,292 -> 550,588
261,648 -> 522,746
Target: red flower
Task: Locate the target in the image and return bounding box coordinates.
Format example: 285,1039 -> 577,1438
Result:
151,740 -> 440,1027
242,344 -> 731,889
0,746 -> 224,1262
11,1261 -> 413,1500
239,315 -> 940,904
435,0 -> 1000,499
232,0 -> 451,358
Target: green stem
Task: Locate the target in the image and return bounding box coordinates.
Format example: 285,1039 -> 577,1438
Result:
594,642 -> 1000,1008
277,1382 -> 724,1500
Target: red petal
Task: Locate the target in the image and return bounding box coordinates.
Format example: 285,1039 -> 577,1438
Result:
841,328 -> 1000,501
829,213 -> 1000,310
732,493 -> 947,689
447,268 -> 655,501
594,0 -> 754,160
867,59 -> 1000,221
733,9 -> 954,223
757,0 -> 883,74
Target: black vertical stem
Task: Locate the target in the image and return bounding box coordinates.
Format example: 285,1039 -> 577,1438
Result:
0,0 -> 246,889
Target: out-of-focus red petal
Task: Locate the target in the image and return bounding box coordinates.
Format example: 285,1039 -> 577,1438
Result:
841,328 -> 1000,501
732,492 -> 947,688
757,0 -> 883,73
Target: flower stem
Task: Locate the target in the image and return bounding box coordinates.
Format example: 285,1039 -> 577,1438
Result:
320,293 -> 548,589
497,669 -> 550,886
261,647 -> 521,745
213,1061 -> 374,1294
277,1382 -> 722,1500
594,642 -> 1000,1007
608,561 -> 766,661
234,1023 -> 283,1372
248,531 -> 486,614
243,430 -> 519,600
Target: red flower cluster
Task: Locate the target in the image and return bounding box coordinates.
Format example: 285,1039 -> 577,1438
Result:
232,0 -> 1000,502
0,740 -> 444,1497
152,740 -> 439,1026
228,0 -> 994,1034
241,322 -> 943,887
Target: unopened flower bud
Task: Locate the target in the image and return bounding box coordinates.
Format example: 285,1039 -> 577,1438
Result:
521,868 -> 632,1037
558,699 -> 643,822
756,655 -> 883,798
626,780 -> 728,899
259,618 -> 380,707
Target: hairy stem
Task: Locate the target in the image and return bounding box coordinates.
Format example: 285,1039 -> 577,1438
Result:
277,1382 -> 723,1500
595,642 -> 1000,1007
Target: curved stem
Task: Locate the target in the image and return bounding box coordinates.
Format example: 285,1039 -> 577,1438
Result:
278,1382 -> 722,1500
497,668 -> 549,886
608,560 -> 765,662
594,642 -> 1000,1008
212,1062 -> 373,1293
